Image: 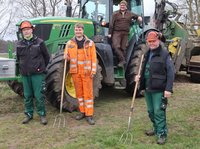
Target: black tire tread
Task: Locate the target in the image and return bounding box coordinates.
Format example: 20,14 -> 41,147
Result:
7,80 -> 23,97
125,44 -> 147,95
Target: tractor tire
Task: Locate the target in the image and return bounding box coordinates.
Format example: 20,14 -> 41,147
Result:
45,52 -> 102,112
125,44 -> 147,96
7,80 -> 23,97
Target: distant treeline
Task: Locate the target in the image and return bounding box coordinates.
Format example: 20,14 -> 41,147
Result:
0,40 -> 16,53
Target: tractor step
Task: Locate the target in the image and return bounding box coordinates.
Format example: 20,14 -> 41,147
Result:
114,66 -> 125,79
114,81 -> 126,89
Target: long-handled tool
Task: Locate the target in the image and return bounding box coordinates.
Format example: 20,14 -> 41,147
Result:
53,59 -> 67,128
119,54 -> 144,144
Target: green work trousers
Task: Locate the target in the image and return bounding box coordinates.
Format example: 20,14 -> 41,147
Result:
22,74 -> 46,118
145,91 -> 167,137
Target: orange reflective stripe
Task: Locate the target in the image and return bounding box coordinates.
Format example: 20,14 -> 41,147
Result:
78,98 -> 84,102
78,61 -> 85,64
85,105 -> 93,108
79,102 -> 84,106
85,99 -> 93,103
84,66 -> 91,69
71,58 -> 77,62
92,63 -> 96,73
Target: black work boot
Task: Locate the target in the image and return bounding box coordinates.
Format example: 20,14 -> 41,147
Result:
86,116 -> 95,125
40,116 -> 48,125
157,136 -> 166,145
75,113 -> 85,120
145,130 -> 155,136
22,116 -> 32,124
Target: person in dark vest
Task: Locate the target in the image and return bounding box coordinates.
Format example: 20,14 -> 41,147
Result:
108,0 -> 142,67
135,31 -> 175,144
16,20 -> 50,125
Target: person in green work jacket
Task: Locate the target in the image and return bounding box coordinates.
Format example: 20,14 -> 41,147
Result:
135,31 -> 175,144
16,20 -> 50,125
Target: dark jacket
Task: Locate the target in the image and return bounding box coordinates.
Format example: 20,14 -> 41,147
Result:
16,35 -> 50,75
140,44 -> 175,92
109,10 -> 138,34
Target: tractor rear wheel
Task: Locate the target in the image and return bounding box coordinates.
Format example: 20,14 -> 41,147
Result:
45,52 -> 102,112
125,44 -> 147,96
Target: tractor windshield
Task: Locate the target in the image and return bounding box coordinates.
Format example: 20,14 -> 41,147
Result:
130,0 -> 142,15
81,0 -> 110,22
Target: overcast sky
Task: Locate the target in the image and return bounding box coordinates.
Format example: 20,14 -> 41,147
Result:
144,0 -> 155,15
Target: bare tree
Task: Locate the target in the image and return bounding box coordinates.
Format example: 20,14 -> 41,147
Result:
194,0 -> 200,23
0,0 -> 16,40
0,0 -> 77,40
15,0 -> 63,17
186,0 -> 194,23
50,0 -> 62,16
177,0 -> 200,24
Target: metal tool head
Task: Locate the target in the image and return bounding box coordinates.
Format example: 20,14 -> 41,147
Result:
119,130 -> 133,145
53,114 -> 66,128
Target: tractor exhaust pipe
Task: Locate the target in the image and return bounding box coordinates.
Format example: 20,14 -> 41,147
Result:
65,0 -> 72,17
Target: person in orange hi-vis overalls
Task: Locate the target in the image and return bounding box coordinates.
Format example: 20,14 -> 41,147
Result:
64,23 -> 97,125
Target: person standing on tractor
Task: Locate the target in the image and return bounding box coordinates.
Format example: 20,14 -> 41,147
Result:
108,0 -> 142,67
16,20 -> 50,125
135,31 -> 175,144
64,23 -> 97,125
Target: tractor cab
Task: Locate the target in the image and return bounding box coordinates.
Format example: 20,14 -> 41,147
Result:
77,0 -> 144,36
75,0 -> 145,80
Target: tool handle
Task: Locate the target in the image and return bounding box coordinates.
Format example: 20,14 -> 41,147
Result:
60,59 -> 67,114
127,54 -> 144,131
130,54 -> 144,108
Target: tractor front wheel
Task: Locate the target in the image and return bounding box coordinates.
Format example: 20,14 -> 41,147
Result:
45,52 -> 102,112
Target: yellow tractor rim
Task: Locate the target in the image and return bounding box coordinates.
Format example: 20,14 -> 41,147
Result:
65,73 -> 76,98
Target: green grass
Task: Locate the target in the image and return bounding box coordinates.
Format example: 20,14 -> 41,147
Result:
0,81 -> 200,149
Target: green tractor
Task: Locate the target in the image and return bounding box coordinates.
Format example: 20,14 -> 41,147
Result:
1,0 -> 151,111
153,0 -> 200,82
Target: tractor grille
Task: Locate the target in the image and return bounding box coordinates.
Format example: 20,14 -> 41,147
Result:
59,24 -> 71,37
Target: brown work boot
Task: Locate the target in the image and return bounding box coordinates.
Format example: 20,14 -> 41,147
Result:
145,130 -> 155,136
22,116 -> 32,124
75,113 -> 85,120
117,60 -> 126,67
40,116 -> 48,125
157,136 -> 166,145
86,116 -> 95,125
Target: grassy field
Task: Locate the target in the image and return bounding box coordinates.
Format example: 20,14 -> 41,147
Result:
0,77 -> 200,149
